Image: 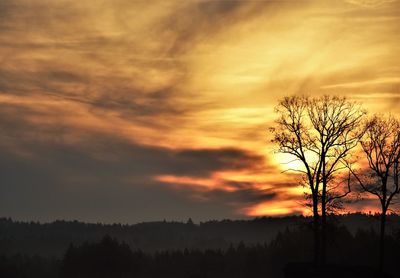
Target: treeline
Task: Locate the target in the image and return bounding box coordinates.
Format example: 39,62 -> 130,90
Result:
1,224 -> 399,278
1,213 -> 397,257
0,215 -> 302,257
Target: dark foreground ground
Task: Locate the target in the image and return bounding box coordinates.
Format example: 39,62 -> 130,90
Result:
0,214 -> 399,278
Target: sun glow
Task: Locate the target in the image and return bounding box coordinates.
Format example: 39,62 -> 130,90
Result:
274,152 -> 320,173
243,200 -> 310,217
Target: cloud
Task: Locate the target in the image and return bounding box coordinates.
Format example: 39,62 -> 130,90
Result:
173,148 -> 264,176
206,181 -> 278,204
0,0 -> 399,221
0,102 -> 271,222
155,174 -> 280,204
345,0 -> 397,8
321,77 -> 400,89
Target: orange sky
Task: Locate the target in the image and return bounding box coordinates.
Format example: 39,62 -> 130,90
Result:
0,0 -> 399,222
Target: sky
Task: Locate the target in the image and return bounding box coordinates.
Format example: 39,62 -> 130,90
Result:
0,0 -> 399,223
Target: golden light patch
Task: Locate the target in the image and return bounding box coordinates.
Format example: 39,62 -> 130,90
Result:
243,200 -> 309,217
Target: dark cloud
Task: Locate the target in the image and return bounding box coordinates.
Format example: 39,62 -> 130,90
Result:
206,182 -> 278,204
0,144 -> 240,223
0,0 -> 90,35
88,86 -> 188,119
0,97 -> 277,223
174,148 -> 264,176
0,68 -> 189,128
45,70 -> 87,84
0,108 -> 268,222
0,104 -> 264,177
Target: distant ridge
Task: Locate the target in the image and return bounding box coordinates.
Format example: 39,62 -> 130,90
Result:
0,213 -> 398,257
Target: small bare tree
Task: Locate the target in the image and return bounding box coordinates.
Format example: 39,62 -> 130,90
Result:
348,115 -> 400,273
270,95 -> 365,265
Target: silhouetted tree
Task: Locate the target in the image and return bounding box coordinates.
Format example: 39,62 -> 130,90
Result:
270,95 -> 365,264
307,96 -> 365,264
187,218 -> 194,225
348,115 -> 400,272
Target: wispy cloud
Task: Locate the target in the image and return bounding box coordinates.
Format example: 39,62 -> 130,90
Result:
321,77 -> 400,89
345,0 -> 397,8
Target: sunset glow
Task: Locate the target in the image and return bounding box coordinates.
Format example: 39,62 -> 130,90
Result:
0,0 -> 399,222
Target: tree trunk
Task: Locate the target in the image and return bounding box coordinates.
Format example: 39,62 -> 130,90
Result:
321,199 -> 326,266
312,197 -> 320,266
379,207 -> 387,273
320,156 -> 327,265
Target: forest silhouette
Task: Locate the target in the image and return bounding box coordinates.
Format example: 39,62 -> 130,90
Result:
0,214 -> 399,277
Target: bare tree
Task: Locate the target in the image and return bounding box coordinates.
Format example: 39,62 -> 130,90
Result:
307,96 -> 365,263
348,115 -> 400,273
270,95 -> 365,265
270,95 -> 322,264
